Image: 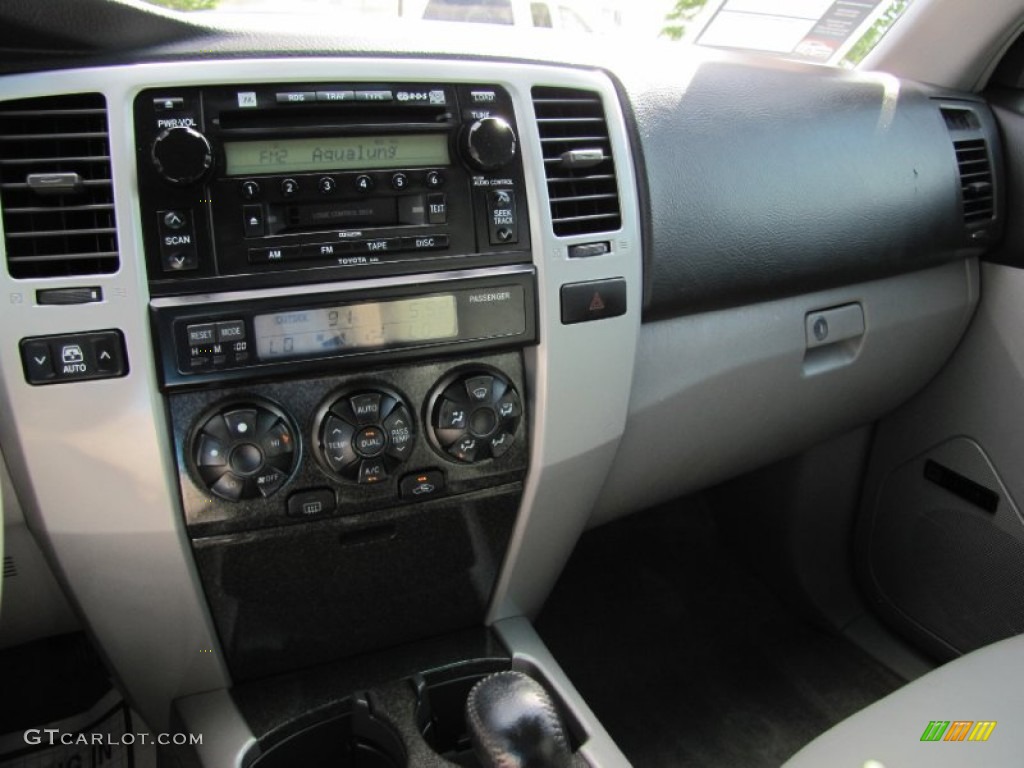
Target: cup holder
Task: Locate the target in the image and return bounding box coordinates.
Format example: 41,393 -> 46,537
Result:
251,695 -> 405,768
419,671 -> 494,766
245,662 -> 579,768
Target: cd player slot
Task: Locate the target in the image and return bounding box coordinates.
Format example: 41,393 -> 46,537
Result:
271,198 -> 398,234
218,105 -> 452,132
263,192 -> 435,235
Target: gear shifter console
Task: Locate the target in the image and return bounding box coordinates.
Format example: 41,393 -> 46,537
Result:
465,671 -> 574,768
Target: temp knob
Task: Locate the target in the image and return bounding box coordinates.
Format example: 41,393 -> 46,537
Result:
462,117 -> 517,172
151,126 -> 213,186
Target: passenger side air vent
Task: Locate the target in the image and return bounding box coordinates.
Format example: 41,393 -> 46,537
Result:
953,139 -> 994,225
532,86 -> 621,236
0,93 -> 119,278
941,106 -> 994,227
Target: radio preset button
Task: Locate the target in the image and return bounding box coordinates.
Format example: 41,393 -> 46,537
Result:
240,180 -> 261,200
242,204 -> 265,237
425,170 -> 445,189
318,176 -> 337,195
391,172 -> 409,190
427,193 -> 447,224
354,174 -> 375,193
280,178 -> 300,198
276,91 -> 317,104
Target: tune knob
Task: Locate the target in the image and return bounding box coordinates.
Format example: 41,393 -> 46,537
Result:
151,126 -> 213,186
462,117 -> 517,172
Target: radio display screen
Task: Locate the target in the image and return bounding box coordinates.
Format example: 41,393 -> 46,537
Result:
253,294 -> 458,359
223,134 -> 450,176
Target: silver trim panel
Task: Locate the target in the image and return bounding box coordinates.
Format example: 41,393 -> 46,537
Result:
0,58 -> 642,735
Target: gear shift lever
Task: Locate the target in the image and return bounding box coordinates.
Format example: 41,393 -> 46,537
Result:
465,670 -> 575,768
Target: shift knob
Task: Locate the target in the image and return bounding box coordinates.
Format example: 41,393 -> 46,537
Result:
466,671 -> 574,768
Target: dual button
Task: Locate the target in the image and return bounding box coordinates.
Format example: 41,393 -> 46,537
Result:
319,389 -> 416,485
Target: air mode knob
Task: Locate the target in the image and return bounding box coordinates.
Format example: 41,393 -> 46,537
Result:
462,117 -> 517,172
151,126 -> 213,186
429,370 -> 522,464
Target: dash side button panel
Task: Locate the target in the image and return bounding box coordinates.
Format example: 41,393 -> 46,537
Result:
560,278 -> 627,325
20,330 -> 127,385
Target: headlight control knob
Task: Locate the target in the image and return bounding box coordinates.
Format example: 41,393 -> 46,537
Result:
191,399 -> 299,502
316,387 -> 416,484
429,370 -> 522,464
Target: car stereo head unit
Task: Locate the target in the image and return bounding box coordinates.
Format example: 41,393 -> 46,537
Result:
134,83 -> 531,296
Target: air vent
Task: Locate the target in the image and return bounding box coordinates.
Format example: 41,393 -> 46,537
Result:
3,555 -> 16,579
532,86 -> 621,237
0,93 -> 119,279
953,139 -> 994,225
941,107 -> 979,132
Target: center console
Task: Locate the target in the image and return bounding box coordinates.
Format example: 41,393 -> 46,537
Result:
136,81 -> 539,685
0,55 -> 639,768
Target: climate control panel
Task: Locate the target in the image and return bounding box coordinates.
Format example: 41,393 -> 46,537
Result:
170,352 -> 528,537
316,387 -> 416,483
429,370 -> 522,463
190,399 -> 299,501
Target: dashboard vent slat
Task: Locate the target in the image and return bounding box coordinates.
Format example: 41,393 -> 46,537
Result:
953,138 -> 994,225
532,86 -> 621,237
0,93 -> 119,279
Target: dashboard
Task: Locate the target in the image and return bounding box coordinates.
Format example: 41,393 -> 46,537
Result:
0,4 -> 1006,766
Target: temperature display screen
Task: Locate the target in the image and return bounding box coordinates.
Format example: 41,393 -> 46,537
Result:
253,295 -> 458,359
223,134 -> 450,176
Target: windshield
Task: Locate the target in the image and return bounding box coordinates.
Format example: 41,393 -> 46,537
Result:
142,0 -> 912,67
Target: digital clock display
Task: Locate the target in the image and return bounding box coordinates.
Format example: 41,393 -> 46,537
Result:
223,134 -> 450,176
253,295 -> 458,360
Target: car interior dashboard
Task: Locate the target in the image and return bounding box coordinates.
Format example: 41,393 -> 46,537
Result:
0,1 -> 1015,766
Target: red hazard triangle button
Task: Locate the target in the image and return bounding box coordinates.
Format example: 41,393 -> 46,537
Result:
560,278 -> 627,325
